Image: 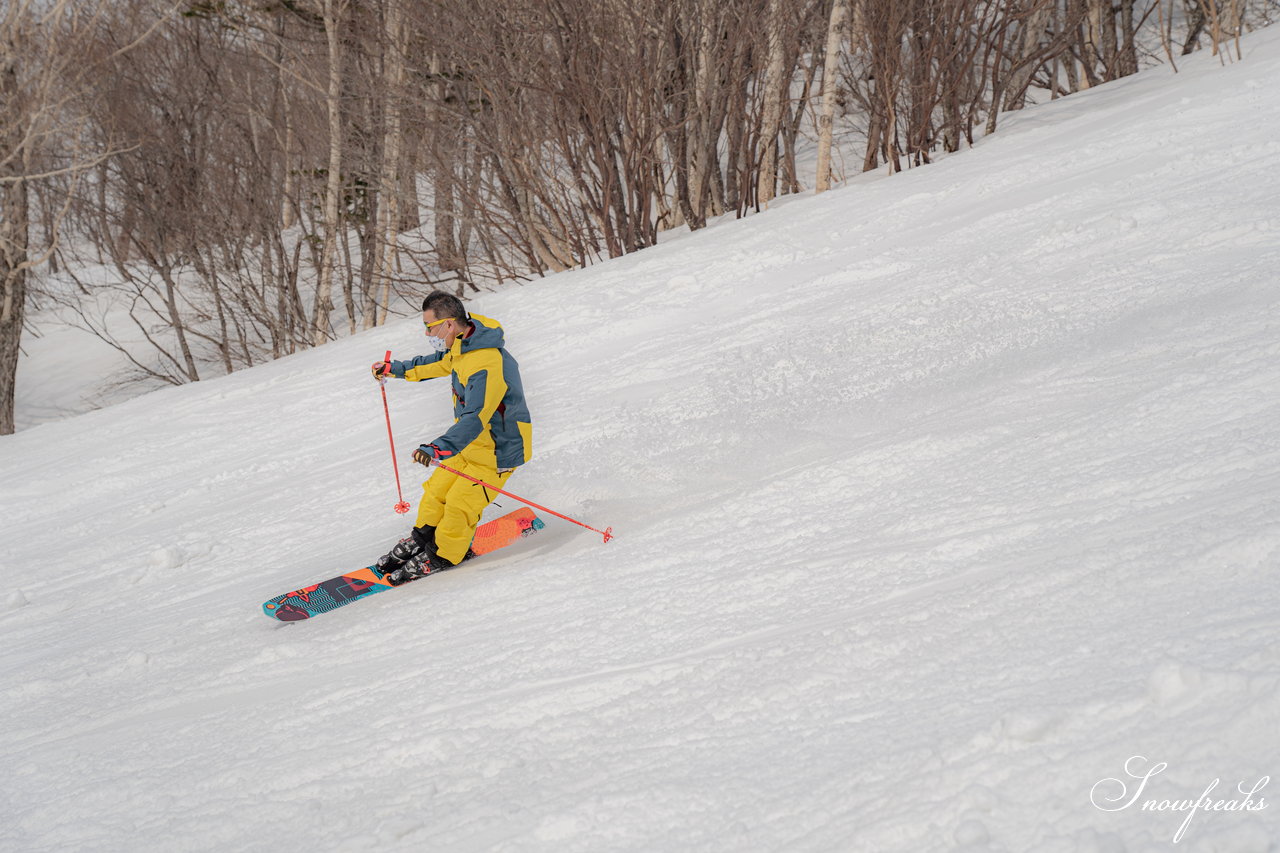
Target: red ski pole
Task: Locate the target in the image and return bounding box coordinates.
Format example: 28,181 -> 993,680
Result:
430,459 -> 614,544
379,350 -> 412,514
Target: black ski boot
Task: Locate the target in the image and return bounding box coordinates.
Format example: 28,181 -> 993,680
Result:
375,525 -> 436,577
375,537 -> 421,575
388,543 -> 467,585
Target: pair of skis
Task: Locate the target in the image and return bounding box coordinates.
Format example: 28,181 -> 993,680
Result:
262,508 -> 543,622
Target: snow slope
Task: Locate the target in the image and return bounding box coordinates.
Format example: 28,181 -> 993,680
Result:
4,30 -> 1280,853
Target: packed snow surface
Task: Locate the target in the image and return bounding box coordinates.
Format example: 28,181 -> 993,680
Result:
4,30 -> 1280,853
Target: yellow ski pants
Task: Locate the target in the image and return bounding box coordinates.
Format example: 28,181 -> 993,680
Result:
415,454 -> 514,565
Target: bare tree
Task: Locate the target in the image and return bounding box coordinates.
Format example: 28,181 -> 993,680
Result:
1,0 -> 165,434
758,0 -> 791,206
311,0 -> 350,346
0,2 -> 33,434
369,0 -> 407,327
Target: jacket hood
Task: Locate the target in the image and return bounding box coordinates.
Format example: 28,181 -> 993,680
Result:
458,313 -> 505,353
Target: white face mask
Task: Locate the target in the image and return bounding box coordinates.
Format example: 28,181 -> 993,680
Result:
425,334 -> 449,354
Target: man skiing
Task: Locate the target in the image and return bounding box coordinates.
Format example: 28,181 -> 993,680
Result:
371,291 -> 533,584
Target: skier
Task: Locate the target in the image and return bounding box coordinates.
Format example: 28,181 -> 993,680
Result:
371,291 -> 533,584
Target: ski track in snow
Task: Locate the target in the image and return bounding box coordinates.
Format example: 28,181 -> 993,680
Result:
4,29 -> 1280,853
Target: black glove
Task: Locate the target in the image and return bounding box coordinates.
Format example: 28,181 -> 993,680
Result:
413,444 -> 442,466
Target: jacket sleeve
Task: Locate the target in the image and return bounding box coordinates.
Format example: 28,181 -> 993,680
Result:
430,352 -> 507,457
392,353 -> 450,382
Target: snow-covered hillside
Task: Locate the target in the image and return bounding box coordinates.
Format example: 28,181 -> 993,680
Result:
4,29 -> 1280,853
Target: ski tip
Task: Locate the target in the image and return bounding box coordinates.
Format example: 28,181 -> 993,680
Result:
262,600 -> 311,621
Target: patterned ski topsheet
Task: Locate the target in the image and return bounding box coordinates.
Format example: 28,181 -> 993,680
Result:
262,508 -> 543,622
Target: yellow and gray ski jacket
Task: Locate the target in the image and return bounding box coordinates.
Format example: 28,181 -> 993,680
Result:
389,314 -> 533,469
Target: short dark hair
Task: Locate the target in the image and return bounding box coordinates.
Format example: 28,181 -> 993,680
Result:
421,291 -> 468,323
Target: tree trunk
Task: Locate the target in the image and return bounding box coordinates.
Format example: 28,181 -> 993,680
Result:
313,0 -> 347,347
157,263 -> 201,383
0,176 -> 27,436
1003,4 -> 1055,113
1118,0 -> 1138,75
0,31 -> 28,435
274,10 -> 295,232
1086,0 -> 1118,79
863,93 -> 883,172
689,5 -> 722,224
398,142 -> 420,232
370,0 -> 405,329
430,51 -> 464,285
191,247 -> 234,375
1181,0 -> 1208,55
757,0 -> 787,208
816,0 -> 849,194
783,52 -> 817,192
